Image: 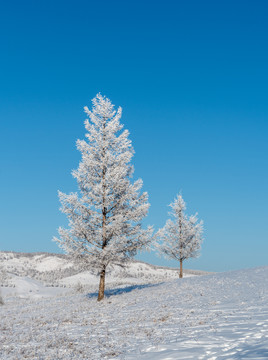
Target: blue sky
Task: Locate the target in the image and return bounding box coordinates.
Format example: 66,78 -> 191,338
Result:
1,0 -> 267,272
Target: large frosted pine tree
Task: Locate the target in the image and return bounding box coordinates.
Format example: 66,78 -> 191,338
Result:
54,94 -> 152,301
157,194 -> 203,278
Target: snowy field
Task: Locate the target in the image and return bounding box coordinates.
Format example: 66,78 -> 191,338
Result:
0,253 -> 267,359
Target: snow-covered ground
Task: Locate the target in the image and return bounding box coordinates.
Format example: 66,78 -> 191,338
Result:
0,253 -> 267,359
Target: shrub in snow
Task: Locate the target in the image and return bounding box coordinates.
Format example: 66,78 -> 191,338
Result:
74,282 -> 84,293
0,266 -> 10,286
0,290 -> 4,305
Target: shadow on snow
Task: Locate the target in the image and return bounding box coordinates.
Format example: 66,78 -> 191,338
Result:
233,343 -> 268,359
86,283 -> 163,299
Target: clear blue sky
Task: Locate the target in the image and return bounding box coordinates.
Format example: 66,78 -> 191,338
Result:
1,0 -> 267,272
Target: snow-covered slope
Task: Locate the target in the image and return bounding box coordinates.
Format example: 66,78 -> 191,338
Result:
1,257 -> 267,359
0,251 -> 208,297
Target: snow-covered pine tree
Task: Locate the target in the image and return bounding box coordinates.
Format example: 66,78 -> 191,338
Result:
53,94 -> 152,301
157,194 -> 203,278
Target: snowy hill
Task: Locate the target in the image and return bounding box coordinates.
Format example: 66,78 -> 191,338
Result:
1,253 -> 267,359
0,251 -> 209,298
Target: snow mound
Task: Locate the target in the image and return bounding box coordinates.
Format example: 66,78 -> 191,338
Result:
34,256 -> 73,272
5,275 -> 68,299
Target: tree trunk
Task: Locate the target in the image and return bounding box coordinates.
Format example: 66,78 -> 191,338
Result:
179,259 -> 183,278
98,121 -> 107,302
97,264 -> 106,301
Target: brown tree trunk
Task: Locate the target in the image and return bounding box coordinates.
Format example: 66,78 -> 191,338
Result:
179,259 -> 183,278
98,122 -> 107,302
97,120 -> 109,302
97,264 -> 106,301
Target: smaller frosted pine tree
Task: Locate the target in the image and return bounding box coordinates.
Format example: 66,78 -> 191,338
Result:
157,194 -> 203,278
